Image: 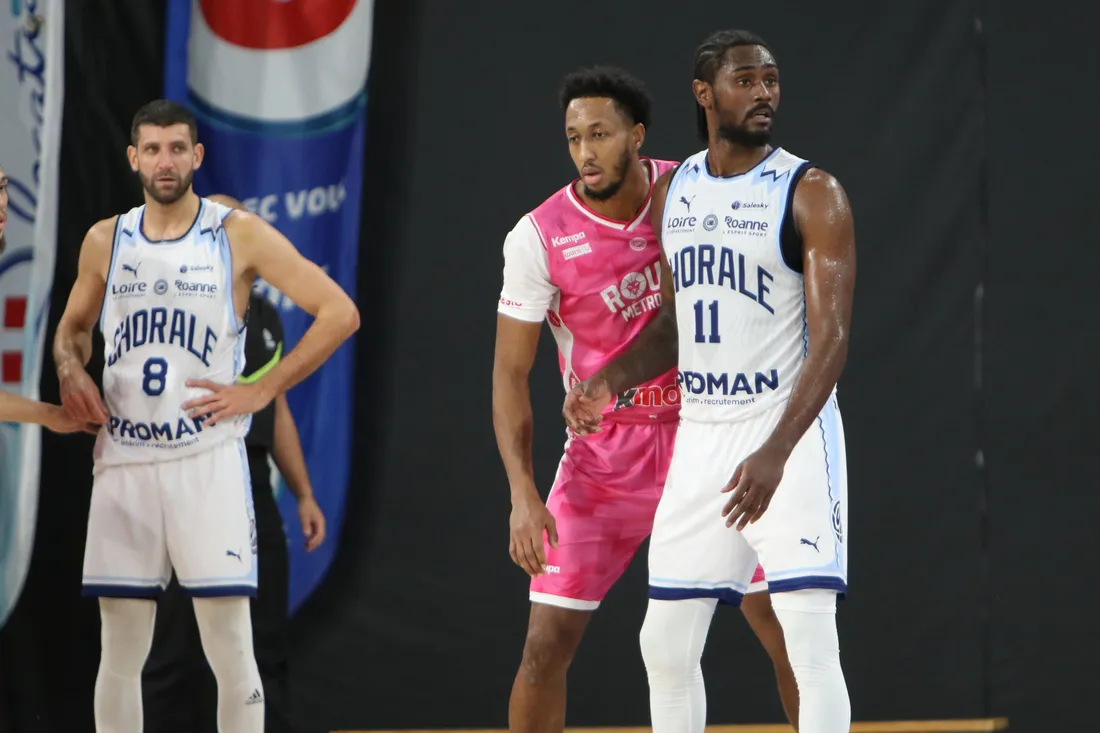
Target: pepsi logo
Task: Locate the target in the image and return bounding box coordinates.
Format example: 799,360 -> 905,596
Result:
199,0 -> 356,51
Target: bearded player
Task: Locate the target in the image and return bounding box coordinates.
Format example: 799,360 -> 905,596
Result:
493,66 -> 799,733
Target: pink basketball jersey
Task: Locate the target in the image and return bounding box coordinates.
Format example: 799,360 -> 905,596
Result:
507,158 -> 681,422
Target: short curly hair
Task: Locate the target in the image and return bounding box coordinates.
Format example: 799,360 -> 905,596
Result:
558,66 -> 652,129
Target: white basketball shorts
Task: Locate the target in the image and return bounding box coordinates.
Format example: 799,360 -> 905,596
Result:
648,394 -> 848,605
81,437 -> 258,599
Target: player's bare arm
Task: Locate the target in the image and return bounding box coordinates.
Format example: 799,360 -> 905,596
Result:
722,168 -> 856,530
53,217 -> 116,425
493,313 -> 558,578
182,209 -> 360,422
562,168 -> 680,433
0,390 -> 96,433
272,392 -> 326,552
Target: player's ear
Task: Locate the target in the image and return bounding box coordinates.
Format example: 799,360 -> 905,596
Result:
692,79 -> 711,110
192,142 -> 205,171
126,145 -> 139,173
633,122 -> 645,151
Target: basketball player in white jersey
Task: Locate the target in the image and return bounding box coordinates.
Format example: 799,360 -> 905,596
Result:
564,30 -> 856,733
0,163 -> 92,433
52,100 -> 360,733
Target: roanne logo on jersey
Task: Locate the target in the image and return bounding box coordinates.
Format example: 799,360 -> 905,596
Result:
600,263 -> 661,322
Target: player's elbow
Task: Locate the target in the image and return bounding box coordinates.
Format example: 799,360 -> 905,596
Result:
332,295 -> 360,338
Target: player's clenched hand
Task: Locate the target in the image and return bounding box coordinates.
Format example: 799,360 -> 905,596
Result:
58,362 -> 110,425
181,380 -> 273,425
562,376 -> 611,435
509,491 -> 558,577
297,495 -> 326,552
721,442 -> 789,531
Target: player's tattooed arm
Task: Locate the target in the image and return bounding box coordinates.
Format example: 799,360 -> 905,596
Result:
763,168 -> 856,457
53,218 -> 115,425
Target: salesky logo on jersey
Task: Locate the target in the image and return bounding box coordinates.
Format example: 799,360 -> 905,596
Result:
106,306 -> 218,369
175,280 -> 218,299
614,383 -> 680,410
180,263 -> 215,274
679,368 -> 780,403
551,231 -> 586,247
730,201 -> 769,211
106,412 -> 206,450
670,244 -> 776,315
725,216 -> 769,237
600,263 -> 661,322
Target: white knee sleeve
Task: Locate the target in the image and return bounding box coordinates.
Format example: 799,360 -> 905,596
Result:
193,597 -> 265,733
95,598 -> 157,733
639,598 -> 717,733
772,589 -> 850,733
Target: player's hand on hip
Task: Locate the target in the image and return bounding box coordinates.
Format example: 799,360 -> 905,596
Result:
182,380 -> 272,425
58,363 -> 110,425
562,376 -> 611,435
41,404 -> 99,435
297,494 -> 326,552
720,442 -> 789,531
509,491 -> 558,578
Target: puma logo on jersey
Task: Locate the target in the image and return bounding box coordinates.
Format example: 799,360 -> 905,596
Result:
679,194 -> 695,211
226,549 -> 242,562
122,262 -> 140,276
800,536 -> 820,552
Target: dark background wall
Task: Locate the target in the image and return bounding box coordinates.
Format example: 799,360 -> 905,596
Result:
2,1 -> 1097,732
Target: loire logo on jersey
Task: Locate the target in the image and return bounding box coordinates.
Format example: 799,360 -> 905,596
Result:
671,244 -> 775,315
106,307 -> 218,369
600,263 -> 661,322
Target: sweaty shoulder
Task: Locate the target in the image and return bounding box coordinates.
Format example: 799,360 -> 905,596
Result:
792,168 -> 852,227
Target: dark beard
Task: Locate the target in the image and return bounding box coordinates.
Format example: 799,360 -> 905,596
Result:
716,121 -> 771,147
582,148 -> 632,202
0,233 -> 5,255
139,169 -> 194,205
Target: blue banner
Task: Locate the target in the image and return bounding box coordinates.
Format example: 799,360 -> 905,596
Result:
164,0 -> 373,614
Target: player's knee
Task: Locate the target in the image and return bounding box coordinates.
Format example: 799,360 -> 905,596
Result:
518,608 -> 587,683
98,598 -> 157,675
771,589 -> 841,670
639,600 -> 707,681
192,597 -> 257,678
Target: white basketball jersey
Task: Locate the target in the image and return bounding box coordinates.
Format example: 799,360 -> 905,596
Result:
662,147 -> 821,423
94,198 -> 249,467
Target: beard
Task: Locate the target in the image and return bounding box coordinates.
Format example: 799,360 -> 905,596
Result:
0,232 -> 5,255
714,98 -> 773,147
139,168 -> 194,205
582,147 -> 632,202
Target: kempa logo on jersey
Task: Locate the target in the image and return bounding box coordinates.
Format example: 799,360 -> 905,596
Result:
725,217 -> 769,237
678,368 -> 779,397
614,384 -> 680,411
551,231 -> 586,247
599,264 -> 661,322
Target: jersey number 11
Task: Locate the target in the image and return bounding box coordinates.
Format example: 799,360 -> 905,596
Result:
693,300 -> 721,344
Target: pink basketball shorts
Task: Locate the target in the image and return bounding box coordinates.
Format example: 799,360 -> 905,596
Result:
530,416 -> 767,610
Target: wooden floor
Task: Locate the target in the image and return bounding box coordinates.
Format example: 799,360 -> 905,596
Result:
341,718 -> 1009,733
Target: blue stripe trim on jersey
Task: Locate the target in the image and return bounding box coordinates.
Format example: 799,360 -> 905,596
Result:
237,438 -> 258,592
700,146 -> 782,182
218,230 -> 238,333
98,216 -> 124,334
649,584 -> 744,606
81,583 -> 164,598
766,575 -> 847,599
137,199 -> 204,245
817,395 -> 846,574
183,584 -> 258,599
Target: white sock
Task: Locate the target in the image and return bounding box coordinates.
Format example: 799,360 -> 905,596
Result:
638,597 -> 718,733
192,596 -> 265,733
771,589 -> 851,733
94,598 -> 157,733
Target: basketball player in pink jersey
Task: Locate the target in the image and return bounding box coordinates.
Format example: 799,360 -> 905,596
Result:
492,67 -> 799,733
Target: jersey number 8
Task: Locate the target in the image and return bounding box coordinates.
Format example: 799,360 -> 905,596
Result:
143,357 -> 168,396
